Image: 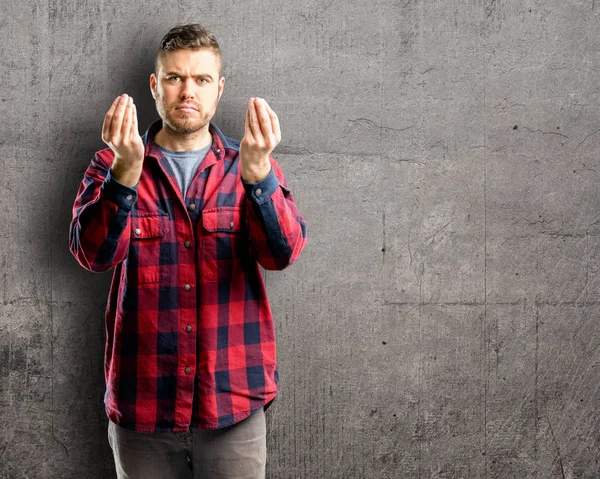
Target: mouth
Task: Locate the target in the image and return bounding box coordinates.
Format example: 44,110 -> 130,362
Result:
176,104 -> 199,113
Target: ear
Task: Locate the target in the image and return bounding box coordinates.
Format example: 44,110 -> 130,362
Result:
149,73 -> 157,99
217,76 -> 225,101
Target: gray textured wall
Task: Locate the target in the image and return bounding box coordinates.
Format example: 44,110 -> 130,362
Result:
2,1 -> 600,478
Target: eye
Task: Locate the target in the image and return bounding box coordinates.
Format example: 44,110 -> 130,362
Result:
198,78 -> 208,84
167,76 -> 180,82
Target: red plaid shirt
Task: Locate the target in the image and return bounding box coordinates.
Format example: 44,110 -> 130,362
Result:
69,119 -> 307,432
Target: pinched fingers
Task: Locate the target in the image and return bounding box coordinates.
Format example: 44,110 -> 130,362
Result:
247,97 -> 279,150
240,97 -> 282,179
101,94 -> 144,164
102,94 -> 131,146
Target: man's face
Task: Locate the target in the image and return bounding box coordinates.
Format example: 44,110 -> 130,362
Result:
150,48 -> 224,135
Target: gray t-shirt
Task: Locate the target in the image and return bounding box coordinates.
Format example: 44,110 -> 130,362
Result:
157,143 -> 212,199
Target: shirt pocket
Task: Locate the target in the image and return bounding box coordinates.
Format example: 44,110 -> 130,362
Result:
129,215 -> 169,284
201,207 -> 246,280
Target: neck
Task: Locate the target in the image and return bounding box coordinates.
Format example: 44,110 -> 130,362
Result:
154,123 -> 212,151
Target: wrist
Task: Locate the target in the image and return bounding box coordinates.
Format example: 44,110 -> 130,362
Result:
110,161 -> 143,188
241,161 -> 271,183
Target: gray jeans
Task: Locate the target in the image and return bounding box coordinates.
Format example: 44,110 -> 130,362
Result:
107,408 -> 266,479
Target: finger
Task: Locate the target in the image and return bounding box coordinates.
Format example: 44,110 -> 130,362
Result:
102,96 -> 122,141
244,100 -> 253,140
130,103 -> 139,139
255,98 -> 273,139
248,98 -> 262,142
121,97 -> 133,138
111,94 -> 129,140
264,101 -> 281,142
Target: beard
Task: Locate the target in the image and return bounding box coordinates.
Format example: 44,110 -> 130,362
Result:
155,94 -> 220,135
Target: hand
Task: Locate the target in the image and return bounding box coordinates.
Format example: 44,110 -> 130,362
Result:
239,97 -> 281,183
102,94 -> 145,186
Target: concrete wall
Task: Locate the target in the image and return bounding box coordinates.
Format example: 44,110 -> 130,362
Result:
2,1 -> 600,477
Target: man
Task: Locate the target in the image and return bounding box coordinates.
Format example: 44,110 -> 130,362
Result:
69,24 -> 307,478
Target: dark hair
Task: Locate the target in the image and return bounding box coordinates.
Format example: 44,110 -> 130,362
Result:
155,24 -> 222,75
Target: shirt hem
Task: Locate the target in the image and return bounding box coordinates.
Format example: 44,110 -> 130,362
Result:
105,391 -> 278,433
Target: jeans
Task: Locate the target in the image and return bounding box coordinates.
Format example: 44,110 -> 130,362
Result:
108,408 -> 266,479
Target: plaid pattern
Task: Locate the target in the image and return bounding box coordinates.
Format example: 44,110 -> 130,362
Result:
69,119 -> 307,432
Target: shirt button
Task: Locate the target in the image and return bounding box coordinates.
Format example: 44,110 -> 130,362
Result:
184,366 -> 191,374
230,221 -> 235,229
216,148 -> 220,153
188,203 -> 196,211
186,324 -> 192,332
256,188 -> 262,195
184,240 -> 191,248
126,194 -> 133,201
184,283 -> 191,291
134,228 -> 141,235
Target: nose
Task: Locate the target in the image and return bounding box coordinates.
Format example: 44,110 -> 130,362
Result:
180,78 -> 196,99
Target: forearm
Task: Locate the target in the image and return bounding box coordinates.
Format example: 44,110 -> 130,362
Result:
69,153 -> 137,272
243,164 -> 307,270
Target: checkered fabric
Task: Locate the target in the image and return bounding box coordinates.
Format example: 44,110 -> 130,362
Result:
69,119 -> 307,432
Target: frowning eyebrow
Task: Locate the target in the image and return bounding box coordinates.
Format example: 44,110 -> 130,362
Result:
163,71 -> 215,81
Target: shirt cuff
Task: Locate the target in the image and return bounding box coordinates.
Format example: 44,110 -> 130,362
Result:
101,169 -> 139,210
241,167 -> 279,205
